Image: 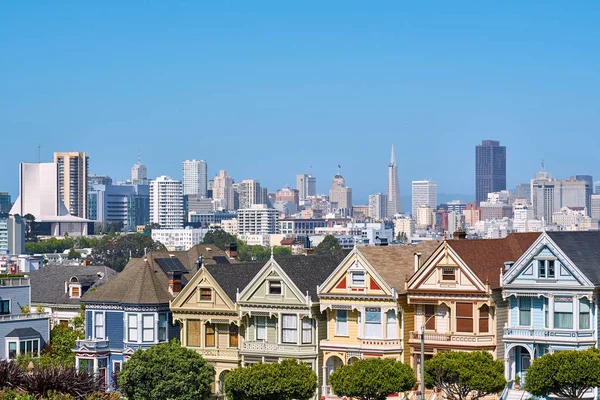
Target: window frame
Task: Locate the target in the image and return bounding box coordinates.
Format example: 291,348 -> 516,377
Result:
199,288 -> 212,302
365,307 -> 382,338
456,302 -> 474,333
158,313 -> 168,342
142,314 -> 155,343
186,320 -> 201,347
335,310 -> 348,336
94,312 -> 105,339
579,297 -> 591,330
424,305 -> 436,331
554,297 -> 574,330
255,316 -> 267,341
0,300 -> 9,315
386,309 -> 397,338
351,272 -> 366,287
441,268 -> 456,282
205,323 -> 216,347
268,281 -> 282,295
301,317 -> 312,344
281,314 -> 298,344
127,313 -> 138,342
229,324 -> 239,348
478,305 -> 489,333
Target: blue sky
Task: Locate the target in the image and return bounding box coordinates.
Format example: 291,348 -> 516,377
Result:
1,1 -> 599,205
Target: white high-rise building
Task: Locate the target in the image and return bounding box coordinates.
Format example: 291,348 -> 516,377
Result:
387,145 -> 401,216
237,204 -> 279,235
368,193 -> 388,220
296,173 -> 317,201
412,180 -> 437,219
131,154 -> 148,184
54,152 -> 88,218
591,194 -> 600,219
182,160 -> 207,197
213,170 -> 235,210
329,173 -> 352,216
150,176 -> 184,229
237,180 -> 263,209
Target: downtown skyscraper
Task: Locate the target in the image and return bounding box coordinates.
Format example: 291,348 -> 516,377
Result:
182,160 -> 208,197
475,140 -> 506,205
386,144 -> 401,216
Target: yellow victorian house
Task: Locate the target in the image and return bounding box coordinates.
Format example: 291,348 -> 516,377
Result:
317,242 -> 440,396
171,261 -> 263,396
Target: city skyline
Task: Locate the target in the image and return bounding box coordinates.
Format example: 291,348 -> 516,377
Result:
2,2 -> 599,204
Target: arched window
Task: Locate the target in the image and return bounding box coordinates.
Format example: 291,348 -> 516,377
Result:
479,304 -> 489,333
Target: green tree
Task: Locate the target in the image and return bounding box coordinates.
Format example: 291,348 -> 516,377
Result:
118,340 -> 214,400
424,350 -> 506,400
89,233 -> 167,272
202,229 -> 237,250
329,358 -> 416,400
22,213 -> 37,242
142,222 -> 161,234
224,359 -> 317,400
67,248 -> 81,260
314,235 -> 344,256
44,324 -> 84,367
525,348 -> 600,400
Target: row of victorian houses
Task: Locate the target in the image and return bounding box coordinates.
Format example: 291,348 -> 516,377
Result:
70,231 -> 600,399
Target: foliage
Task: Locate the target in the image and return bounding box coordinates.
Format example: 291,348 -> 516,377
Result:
20,306 -> 30,314
0,360 -> 25,389
329,358 -> 416,400
45,325 -> 84,367
67,248 -> 81,260
142,223 -> 161,234
202,229 -> 237,250
25,237 -> 98,254
237,245 -> 291,262
89,233 -> 167,272
0,274 -> 26,278
0,388 -> 33,399
94,221 -> 125,235
525,348 -> 600,400
22,365 -> 101,398
424,350 -> 506,400
118,340 -> 214,400
314,235 -> 344,256
23,213 -> 37,242
224,359 -> 317,400
396,232 -> 409,244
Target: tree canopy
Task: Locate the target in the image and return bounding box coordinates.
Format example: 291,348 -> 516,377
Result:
525,348 -> 600,400
25,236 -> 98,254
224,359 -> 317,400
424,350 -> 506,400
89,233 -> 167,272
202,229 -> 237,250
314,235 -> 344,256
329,358 -> 416,400
118,340 -> 214,400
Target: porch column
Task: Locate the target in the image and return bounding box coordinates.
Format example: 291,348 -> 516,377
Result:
322,364 -> 328,395
93,358 -> 98,374
549,294 -> 554,329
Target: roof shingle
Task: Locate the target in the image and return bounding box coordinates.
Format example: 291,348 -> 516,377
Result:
547,231 -> 600,285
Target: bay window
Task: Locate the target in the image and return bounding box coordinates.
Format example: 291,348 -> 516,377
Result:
8,339 -> 40,360
424,305 -> 436,330
282,314 -> 298,343
302,318 -> 312,344
386,310 -> 397,338
187,320 -> 201,347
127,314 -> 138,342
94,312 -> 105,339
229,324 -> 239,347
158,313 -> 168,342
142,314 -> 154,342
335,310 -> 348,336
478,305 -> 489,333
255,316 -> 266,340
456,303 -> 473,333
365,308 -> 382,338
519,298 -> 531,326
554,297 -> 573,329
205,324 -> 215,347
579,298 -> 590,329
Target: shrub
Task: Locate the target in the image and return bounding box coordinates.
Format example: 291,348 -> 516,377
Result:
22,366 -> 101,398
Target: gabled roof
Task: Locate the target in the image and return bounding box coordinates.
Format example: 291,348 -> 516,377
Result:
358,242 -> 442,294
82,258 -> 172,305
447,232 -> 540,289
204,262 -> 265,302
547,231 -> 600,285
29,264 -> 118,306
274,255 -> 346,301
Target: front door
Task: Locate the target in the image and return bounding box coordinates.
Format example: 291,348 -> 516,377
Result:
519,354 -> 531,383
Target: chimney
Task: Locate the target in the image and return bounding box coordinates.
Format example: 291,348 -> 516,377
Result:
453,230 -> 467,240
196,256 -> 203,271
168,272 -> 182,296
414,252 -> 422,272
225,243 -> 238,259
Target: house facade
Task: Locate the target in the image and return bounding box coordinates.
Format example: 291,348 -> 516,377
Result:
406,233 -> 539,381
237,255 -> 344,399
317,243 -> 440,397
73,258 -> 180,388
171,261 -> 263,396
0,274 -> 49,360
501,231 -> 600,389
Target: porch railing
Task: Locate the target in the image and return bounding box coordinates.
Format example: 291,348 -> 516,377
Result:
504,327 -> 594,340
409,331 -> 495,344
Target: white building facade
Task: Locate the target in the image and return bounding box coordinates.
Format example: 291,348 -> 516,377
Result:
213,170 -> 235,211
368,193 -> 388,221
151,227 -> 208,251
412,180 -> 437,219
182,160 -> 207,197
150,176 -> 184,229
237,204 -> 279,235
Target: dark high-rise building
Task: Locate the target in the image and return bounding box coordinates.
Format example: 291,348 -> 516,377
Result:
0,192 -> 11,215
475,140 -> 506,205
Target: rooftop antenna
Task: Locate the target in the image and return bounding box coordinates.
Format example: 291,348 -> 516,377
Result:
337,164 -> 341,175
37,145 -> 41,163
138,149 -> 141,164
541,159 -> 545,172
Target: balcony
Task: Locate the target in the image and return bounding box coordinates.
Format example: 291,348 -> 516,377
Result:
0,276 -> 30,287
76,339 -> 110,350
359,338 -> 402,350
0,312 -> 48,322
503,327 -> 594,342
409,331 -> 495,345
242,341 -> 317,355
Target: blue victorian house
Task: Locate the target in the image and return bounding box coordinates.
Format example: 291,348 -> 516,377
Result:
501,231 -> 599,392
74,257 -> 181,387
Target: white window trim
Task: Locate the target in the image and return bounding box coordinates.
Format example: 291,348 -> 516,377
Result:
255,316 -> 267,341
335,310 -> 349,337
69,284 -> 82,299
6,338 -> 40,360
142,314 -> 155,343
112,360 -> 122,375
158,313 -> 169,342
127,313 -> 139,343
0,299 -> 11,315
93,311 -> 106,339
198,287 -> 213,302
267,280 -> 283,295
351,272 -> 366,287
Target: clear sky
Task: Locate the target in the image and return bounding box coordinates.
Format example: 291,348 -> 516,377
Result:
1,1 -> 599,205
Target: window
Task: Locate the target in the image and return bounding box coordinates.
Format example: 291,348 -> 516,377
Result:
365,308 -> 382,338
518,298 -> 531,326
158,314 -> 168,342
335,310 -> 348,336
187,320 -> 201,347
456,303 -> 473,332
94,312 -> 105,339
538,260 -> 556,278
205,324 -> 215,347
255,316 -> 266,340
282,314 -> 298,343
127,314 -> 138,342
386,310 -> 397,338
8,342 -> 16,360
554,297 -> 573,329
0,300 -> 10,315
142,314 -> 154,342
113,361 -> 122,375
229,324 -> 239,348
351,272 -> 365,286
544,297 -> 549,328
8,339 -> 39,360
79,359 -> 94,373
479,305 -> 489,333
424,305 -> 436,330
268,281 -> 282,295
200,288 -> 212,302
441,268 -> 456,281
580,298 -> 591,329
71,286 -> 80,298
302,318 -> 312,344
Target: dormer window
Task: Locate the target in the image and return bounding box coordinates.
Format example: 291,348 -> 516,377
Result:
69,277 -> 81,299
268,281 -> 282,295
538,260 -> 556,279
441,268 -> 456,282
199,288 -> 212,302
351,272 -> 365,286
